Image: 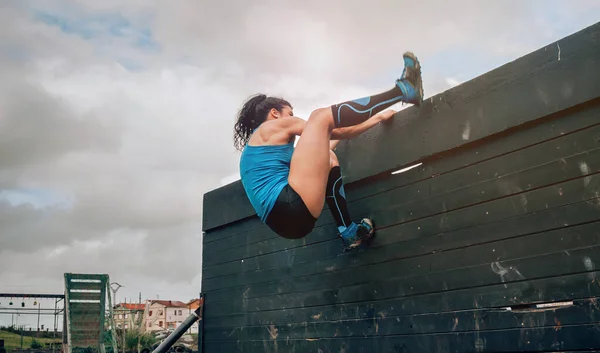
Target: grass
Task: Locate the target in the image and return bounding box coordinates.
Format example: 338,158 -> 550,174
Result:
0,330 -> 61,352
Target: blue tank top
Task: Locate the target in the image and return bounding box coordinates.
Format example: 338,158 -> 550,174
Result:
239,141 -> 294,221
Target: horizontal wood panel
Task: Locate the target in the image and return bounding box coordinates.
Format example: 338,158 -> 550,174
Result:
205,219 -> 600,307
202,174 -> 256,232
205,323 -> 600,353
203,180 -> 600,295
203,121 -> 600,267
205,236 -> 600,319
205,271 -> 600,328
65,273 -> 108,281
202,22 -> 600,231
345,99 -> 600,203
66,280 -> 105,291
203,169 -> 599,281
67,302 -> 103,312
203,212 -> 266,245
68,292 -> 104,301
205,297 -> 598,341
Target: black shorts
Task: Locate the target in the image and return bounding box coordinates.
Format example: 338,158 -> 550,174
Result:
265,184 -> 317,239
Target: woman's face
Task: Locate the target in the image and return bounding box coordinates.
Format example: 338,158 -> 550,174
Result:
271,105 -> 294,119
280,105 -> 294,118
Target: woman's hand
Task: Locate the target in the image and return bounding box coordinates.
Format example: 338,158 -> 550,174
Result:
376,109 -> 397,123
331,109 -> 398,140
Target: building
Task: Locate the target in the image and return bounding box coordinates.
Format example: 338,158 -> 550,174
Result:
113,303 -> 145,330
144,300 -> 188,332
186,298 -> 204,334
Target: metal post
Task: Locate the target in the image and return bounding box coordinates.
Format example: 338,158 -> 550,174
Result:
151,307 -> 201,353
53,298 -> 57,353
37,301 -> 41,338
107,282 -> 119,353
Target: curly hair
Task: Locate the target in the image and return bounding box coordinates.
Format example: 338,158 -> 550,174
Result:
233,94 -> 292,151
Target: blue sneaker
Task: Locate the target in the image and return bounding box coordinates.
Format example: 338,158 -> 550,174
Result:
340,218 -> 375,250
396,51 -> 423,106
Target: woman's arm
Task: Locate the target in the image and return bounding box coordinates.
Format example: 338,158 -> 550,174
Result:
330,109 -> 396,140
285,109 -> 396,142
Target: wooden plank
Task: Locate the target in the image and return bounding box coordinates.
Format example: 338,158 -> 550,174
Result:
201,22 -> 600,232
66,280 -> 105,291
68,291 -> 103,301
203,161 -> 600,281
206,236 -> 600,318
369,152 -> 600,246
205,297 -> 598,341
68,302 -> 103,313
66,273 -> 108,281
202,122 -> 600,267
204,323 -> 600,353
344,100 -> 600,203
203,101 -> 600,255
204,201 -> 600,306
204,270 -> 600,329
203,181 -> 600,293
351,127 -> 600,221
205,218 -> 600,307
203,216 -> 266,245
202,176 -> 256,232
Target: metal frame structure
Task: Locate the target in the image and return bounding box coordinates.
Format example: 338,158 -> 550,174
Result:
0,293 -> 64,353
63,273 -> 109,353
0,294 -> 64,331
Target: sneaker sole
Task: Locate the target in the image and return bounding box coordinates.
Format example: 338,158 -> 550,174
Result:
402,52 -> 424,107
360,218 -> 376,247
344,218 -> 375,251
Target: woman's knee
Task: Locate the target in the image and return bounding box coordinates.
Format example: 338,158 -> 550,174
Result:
308,107 -> 334,129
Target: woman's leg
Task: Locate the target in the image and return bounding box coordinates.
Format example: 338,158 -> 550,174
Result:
331,52 -> 423,128
326,150 -> 373,248
288,107 -> 335,218
325,150 -> 352,233
288,52 -> 423,217
288,103 -> 404,218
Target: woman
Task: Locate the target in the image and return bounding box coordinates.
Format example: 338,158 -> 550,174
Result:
235,52 -> 423,250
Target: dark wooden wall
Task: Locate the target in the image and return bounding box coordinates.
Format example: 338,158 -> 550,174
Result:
201,22 -> 600,353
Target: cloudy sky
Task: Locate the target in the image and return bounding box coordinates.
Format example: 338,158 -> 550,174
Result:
1,0 -> 599,330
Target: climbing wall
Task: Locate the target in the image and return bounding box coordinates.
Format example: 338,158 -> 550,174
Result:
201,22 -> 600,352
64,273 -> 108,353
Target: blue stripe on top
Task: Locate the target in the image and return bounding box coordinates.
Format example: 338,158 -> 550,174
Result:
239,141 -> 294,221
